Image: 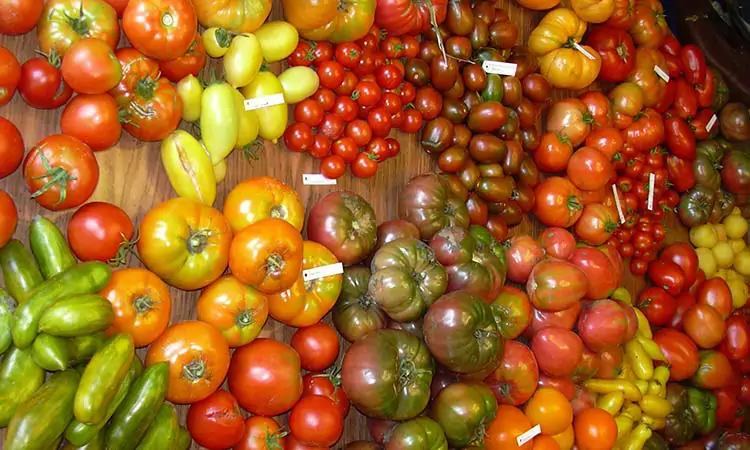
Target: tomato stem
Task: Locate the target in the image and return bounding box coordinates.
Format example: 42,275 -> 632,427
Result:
265,253 -> 285,276
236,310 -> 255,328
29,151 -> 76,206
108,232 -> 140,267
63,2 -> 90,38
270,205 -> 287,220
182,359 -> 207,382
133,295 -> 155,314
186,229 -> 211,254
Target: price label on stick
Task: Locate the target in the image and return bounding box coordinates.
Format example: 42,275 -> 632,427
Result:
244,93 -> 285,111
571,41 -> 596,60
647,173 -> 656,211
612,184 -> 626,224
707,114 -> 718,132
654,65 -> 670,83
516,425 -> 542,447
303,263 -> 344,281
303,174 -> 337,186
482,60 -> 517,76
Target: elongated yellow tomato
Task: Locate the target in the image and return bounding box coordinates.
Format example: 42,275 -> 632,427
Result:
202,27 -> 232,57
241,71 -> 288,143
224,34 -> 263,88
214,159 -> 227,184
233,89 -> 259,148
138,198 -> 232,291
565,0 -> 614,23
278,66 -> 320,104
161,130 -> 217,206
539,47 -> 601,90
529,8 -> 587,56
254,21 -> 299,62
202,83 -> 239,163
177,75 -> 203,122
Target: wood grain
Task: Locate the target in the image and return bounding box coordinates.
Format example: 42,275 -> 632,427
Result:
0,1 -> 680,448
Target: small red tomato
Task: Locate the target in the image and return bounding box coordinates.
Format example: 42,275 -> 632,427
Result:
310,135 -> 332,159
289,396 -> 343,447
319,114 -> 345,140
386,138 -> 401,158
345,120 -> 373,147
294,99 -> 325,127
375,64 -> 403,90
187,389 -> 245,450
721,316 -> 750,361
334,42 -> 362,69
351,152 -> 379,178
331,136 -> 358,164
317,60 -> 345,90
367,137 -> 390,162
378,91 -> 403,115
289,41 -> 314,67
637,287 -> 677,327
335,71 -> 358,96
332,96 -> 358,122
311,42 -> 334,64
0,190 -> 17,247
398,82 -> 417,104
291,323 -> 340,372
320,155 -> 346,180
302,372 -> 350,418
367,107 -> 392,137
353,80 -> 382,107
312,88 -> 336,111
284,122 -> 314,153
401,108 -> 423,133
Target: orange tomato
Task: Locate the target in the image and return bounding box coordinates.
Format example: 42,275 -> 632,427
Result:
532,436 -> 561,450
516,0 -> 560,9
268,241 -> 343,328
197,275 -> 269,347
573,407 -> 617,450
485,405 -> 534,450
100,268 -> 172,347
146,320 -> 230,404
229,218 -> 304,295
525,387 -> 573,436
223,176 -> 305,233
550,425 -> 574,450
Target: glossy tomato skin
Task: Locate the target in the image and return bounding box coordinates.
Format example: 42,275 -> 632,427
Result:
491,286 -> 532,340
223,176 -> 305,233
533,177 -> 583,228
67,201 -> 134,262
484,340 -> 539,406
692,350 -> 735,390
187,389 -> 245,450
289,395 -> 344,447
308,191 -> 377,265
291,323 -> 340,372
23,134 -> 99,211
0,190 -> 17,247
61,93 -> 122,151
122,0 -> 197,60
303,373 -> 350,418
585,25 -> 635,83
0,117 -> 23,179
158,33 -> 207,82
18,55 -> 73,109
146,320 -> 231,404
527,259 -> 589,312
484,405 -> 534,450
0,46 -> 20,106
637,287 -> 677,327
37,0 -> 120,55
61,38 -> 122,94
720,316 -> 750,361
234,416 -> 286,450
0,0 -> 44,35
569,247 -> 619,300
698,278 -> 733,320
684,304 -> 727,349
374,0 -> 447,36
531,327 -> 584,377
654,328 -> 699,381
228,338 -> 303,416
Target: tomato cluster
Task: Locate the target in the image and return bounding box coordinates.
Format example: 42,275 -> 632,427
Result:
285,27 -> 426,179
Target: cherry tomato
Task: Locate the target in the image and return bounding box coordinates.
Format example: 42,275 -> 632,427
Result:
319,114 -> 345,140
331,136 -> 358,163
381,36 -> 404,59
378,91 -> 403,115
345,119 -> 373,147
367,107 -> 392,137
311,41 -> 334,64
351,152 -> 378,178
310,134 -> 332,159
187,389 -> 245,450
294,99 -> 325,127
290,323 -> 340,372
367,137 -> 390,162
375,64 -> 403,90
67,202 -> 135,263
335,42 -> 362,69
402,36 -> 420,58
401,108 -> 423,133
332,96 -> 358,122
288,41 -> 314,67
0,116 -> 24,179
302,372 -> 350,418
317,60 -> 345,90
312,88 -> 336,111
386,138 -> 401,158
320,155 -> 346,179
284,123 -> 314,153
398,82 -> 416,104
0,46 -> 21,106
18,53 -> 73,110
353,80 -> 382,107
334,71 -> 358,96
354,51 -> 377,77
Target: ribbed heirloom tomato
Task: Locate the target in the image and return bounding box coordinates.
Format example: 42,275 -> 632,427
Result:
37,0 -> 120,55
224,176 -> 305,233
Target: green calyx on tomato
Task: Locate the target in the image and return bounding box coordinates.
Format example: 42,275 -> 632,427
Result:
28,151 -> 75,206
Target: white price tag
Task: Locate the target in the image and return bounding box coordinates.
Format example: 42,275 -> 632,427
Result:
612,184 -> 626,224
244,93 -> 285,111
707,114 -> 718,132
481,60 -> 517,76
647,173 -> 656,211
303,174 -> 337,186
571,41 -> 596,60
654,66 -> 670,83
303,263 -> 344,281
516,425 -> 542,447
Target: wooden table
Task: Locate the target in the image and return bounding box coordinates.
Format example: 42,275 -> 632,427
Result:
0,1 -> 659,448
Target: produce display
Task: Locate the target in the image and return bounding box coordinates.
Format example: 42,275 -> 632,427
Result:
3,0 -> 750,449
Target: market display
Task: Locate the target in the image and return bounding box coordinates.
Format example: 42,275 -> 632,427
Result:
2,0 -> 750,449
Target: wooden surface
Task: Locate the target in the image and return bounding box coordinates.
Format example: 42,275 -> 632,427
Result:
0,1 -> 658,448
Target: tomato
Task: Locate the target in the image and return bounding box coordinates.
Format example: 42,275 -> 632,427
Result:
637,287 -> 676,327
332,96 -> 358,122
0,117 -> 23,179
122,0 -> 197,61
585,25 -> 635,83
321,155 -> 346,179
223,176 -> 305,233
318,61 -> 345,90
187,389 -> 245,450
352,152 -> 379,178
158,33 -> 207,82
629,0 -> 668,48
353,79 -> 382,107
368,137 -> 390,161
531,326 -> 585,378
546,98 -> 593,147
60,94 -> 122,151
624,108 -> 664,153
146,320 -> 230,403
284,123 -> 314,153
138,197 -> 232,290
335,42 -> 362,68
234,416 -> 286,450
665,117 -> 696,161
343,120 -> 370,147
653,328 -> 698,381
0,46 -> 20,106
67,201 -> 134,263
228,338 -> 303,416
102,0 -> 129,15
485,405 -> 534,450
400,108 -> 423,133
18,53 -> 73,110
319,114 -> 346,140
311,135 -> 333,159
37,0 -> 120,55
0,0 -> 44,35
567,147 -> 613,192
302,372 -> 350,418
0,190 -> 17,247
533,177 -> 583,228
289,396 -> 343,447
415,86 -> 442,120
367,107 -> 392,137
575,203 -> 618,246
484,340 -> 539,406
335,71 -> 358,96
375,64 -> 403,90
692,350 -> 734,390
386,138 -> 400,158
23,134 -> 98,211
697,278 -> 733,319
294,99 -> 325,126
374,0 -> 447,36
721,316 -> 750,361
378,92 -> 402,115
291,323 -> 340,372
573,408 -> 617,450
684,304 -> 727,349
533,132 -> 573,173
61,38 -> 122,95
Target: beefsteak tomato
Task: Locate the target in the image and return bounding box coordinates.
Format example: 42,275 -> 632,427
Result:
122,0 -> 198,61
533,177 -> 584,228
399,173 -> 470,240
585,25 -> 635,83
374,0 -> 447,36
223,176 -> 305,233
291,0 -> 375,43
431,382 -> 497,448
484,340 -> 539,406
308,191 -> 377,266
527,259 -> 589,311
37,0 -> 119,55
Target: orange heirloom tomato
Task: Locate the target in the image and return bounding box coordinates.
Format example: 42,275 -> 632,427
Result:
138,197 -> 232,291
485,405 -> 534,450
268,241 -> 343,328
223,176 -> 305,233
192,0 -> 271,33
122,0 -> 198,61
146,320 -> 230,404
100,268 -> 172,348
516,0 -> 560,10
197,275 -> 269,347
525,387 -> 574,436
550,425 -> 574,450
292,0 -> 376,43
229,218 -> 304,295
566,0 -> 615,23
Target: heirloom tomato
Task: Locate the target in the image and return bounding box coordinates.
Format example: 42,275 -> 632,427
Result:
491,286 -> 532,340
110,48 -> 182,142
399,174 -> 470,239
228,339 -> 303,416
0,117 -> 23,179
23,134 -> 99,211
567,147 -> 613,191
308,191 -> 377,266
187,389 -> 245,450
720,316 -> 750,361
138,197 -> 232,291
684,304 -> 726,349
332,266 -> 388,342
585,25 -> 635,83
292,324 -> 340,372
569,247 -> 618,300
653,328 -> 699,381
223,176 -> 304,233
234,416 -> 286,450
123,0 -> 198,60
485,405 -> 534,450
61,38 -> 122,94
697,278 -> 733,319
692,350 -> 734,390
61,93 -> 122,151
525,387 -> 573,436
624,108 -> 664,152
268,241 -> 342,327
158,33 -> 207,82
531,327 -> 584,377
575,203 -> 618,245
573,408 -> 617,450
291,0 -> 375,43
628,48 -> 667,107
18,53 -> 73,110
37,0 -> 119,55
533,132 -> 573,173
484,340 -> 539,406
629,0 -> 668,48
146,320 -> 231,403
229,218 -> 303,295
527,259 -> 588,312
538,227 -> 577,260
0,191 -> 16,248
533,177 -> 583,228
432,382 -> 497,448
289,396 -> 344,447
67,201 -> 134,263
505,235 -> 544,284
0,0 -> 44,35
374,0 -> 447,36
546,98 -> 593,147
637,287 -> 676,327
197,275 -> 268,348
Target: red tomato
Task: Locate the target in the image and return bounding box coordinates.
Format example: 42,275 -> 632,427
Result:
0,0 -> 44,35
334,71 -> 358,96
378,92 -> 402,115
158,33 -> 207,82
665,116 -> 696,160
367,137 -> 389,161
61,94 -> 122,151
670,292 -> 696,330
228,338 -> 303,416
697,278 -> 733,319
18,54 -> 73,109
484,340 -> 539,406
291,323 -> 340,372
414,86 -> 442,120
715,386 -> 743,428
721,316 -> 750,361
318,61 -> 345,90
122,0 -> 197,61
319,114 -> 345,140
61,38 -> 122,94
23,134 -> 99,211
653,328 -> 699,381
0,46 -> 21,106
283,123 -> 314,153
353,80 -> 382,107
320,155 -> 346,180
311,42 -> 334,64
531,327 -> 584,377
533,177 -> 584,228
637,287 -> 676,327
375,64 -> 403,90
0,117 -> 24,179
351,152 -> 379,178
289,396 -> 343,447
294,99 -> 325,127
647,260 -> 685,296
289,41 -> 314,67
585,25 -> 635,83
367,107 -> 392,137
567,147 -> 614,191
0,190 -> 17,247
574,203 -> 618,246
386,138 -> 400,158
693,350 -> 735,390
400,108 -> 423,133
533,132 -> 573,173
332,96 -> 358,122
331,136 -> 358,163
311,135 -> 332,159
234,416 -> 287,450
398,81 -> 416,104
684,304 -> 727,349
345,119 -> 373,147
187,389 -> 245,450
302,372 -> 350,418
334,42 -> 362,69
67,202 -> 135,263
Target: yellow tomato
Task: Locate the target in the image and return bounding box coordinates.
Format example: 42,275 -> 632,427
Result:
696,247 -> 717,278
516,0 -> 560,9
730,239 -> 747,254
735,250 -> 750,276
214,159 -> 227,184
713,241 -> 735,268
203,27 -> 232,57
161,130 -> 217,206
715,223 -> 727,241
529,8 -> 587,56
254,21 -> 299,62
177,75 -> 203,122
727,277 -> 749,309
201,83 -> 239,164
241,71 -> 288,143
224,34 -> 263,88
724,214 -> 749,239
566,0 -> 614,23
539,47 -> 601,90
233,88 -> 260,148
278,66 -> 320,104
689,224 -> 718,248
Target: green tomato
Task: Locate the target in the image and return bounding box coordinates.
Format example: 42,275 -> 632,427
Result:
202,28 -> 232,58
224,34 -> 263,88
201,83 -> 239,163
254,21 -> 299,62
177,75 -> 203,122
278,66 -> 320,104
